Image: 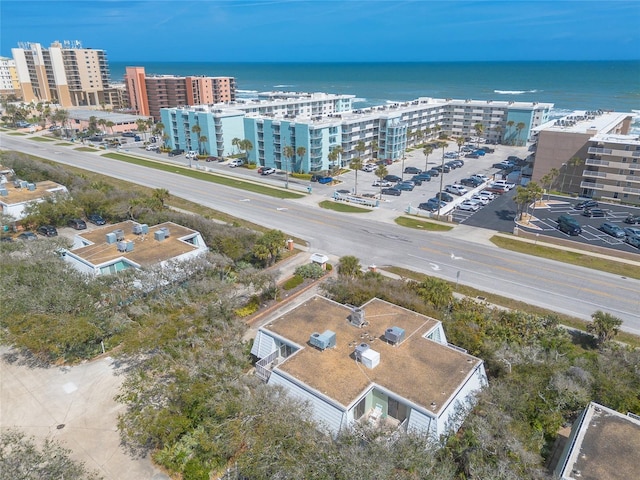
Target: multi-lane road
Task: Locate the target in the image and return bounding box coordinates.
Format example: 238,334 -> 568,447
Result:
2,134 -> 639,334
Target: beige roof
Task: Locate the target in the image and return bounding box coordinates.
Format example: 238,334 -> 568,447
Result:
0,180 -> 67,205
265,297 -> 482,411
70,220 -> 202,268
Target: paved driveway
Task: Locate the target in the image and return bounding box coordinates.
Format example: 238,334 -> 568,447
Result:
0,348 -> 167,480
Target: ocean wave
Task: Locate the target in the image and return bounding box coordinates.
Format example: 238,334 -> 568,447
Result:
237,89 -> 258,94
494,89 -> 539,95
549,108 -> 575,119
352,97 -> 366,103
273,84 -> 295,88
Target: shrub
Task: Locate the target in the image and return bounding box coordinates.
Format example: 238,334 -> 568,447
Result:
291,173 -> 311,180
294,263 -> 325,280
282,275 -> 304,290
325,263 -> 333,271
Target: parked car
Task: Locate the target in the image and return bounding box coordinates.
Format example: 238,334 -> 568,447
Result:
557,214 -> 582,236
168,149 -> 184,157
471,194 -> 490,205
623,227 -> 640,238
460,177 -> 483,187
484,184 -> 509,194
477,190 -> 496,200
473,149 -> 486,156
435,192 -> 454,203
465,153 -> 480,159
426,168 -> 440,177
623,214 -> 640,224
383,175 -> 402,183
471,174 -> 490,183
574,200 -> 598,210
493,161 -> 514,169
458,201 -> 480,212
582,208 -> 606,218
317,176 -> 334,184
434,165 -> 451,173
145,145 -> 160,152
261,167 -> 276,175
626,234 -> 640,248
122,132 -> 137,138
599,222 -> 625,238
403,166 -> 422,175
373,179 -> 393,187
445,184 -> 469,196
445,161 -> 460,170
410,176 -> 424,186
87,213 -> 106,225
185,150 -> 198,159
413,173 -> 432,182
381,187 -> 401,196
67,218 -> 87,230
362,164 -> 376,172
396,182 -> 415,191
17,232 -> 37,241
492,180 -> 515,190
37,225 -> 58,237
418,199 -> 446,211
228,159 -> 244,167
482,147 -> 495,153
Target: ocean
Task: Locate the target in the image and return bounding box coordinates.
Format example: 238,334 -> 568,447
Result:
110,61 -> 640,129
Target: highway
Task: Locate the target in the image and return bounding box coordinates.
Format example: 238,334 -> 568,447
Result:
2,134 -> 640,334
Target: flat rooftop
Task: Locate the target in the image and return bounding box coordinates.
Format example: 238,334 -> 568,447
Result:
264,296 -> 482,411
560,403 -> 640,480
70,221 -> 202,267
0,180 -> 67,205
67,109 -> 150,124
535,110 -> 633,135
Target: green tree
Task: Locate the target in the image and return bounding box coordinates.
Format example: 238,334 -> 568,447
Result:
352,140 -> 366,195
506,120 -> 515,145
191,124 -> 201,153
473,122 -> 484,147
495,125 -> 503,144
540,167 -> 559,200
588,310 -> 622,346
455,136 -> 465,157
252,229 -> 286,267
105,120 -> 115,135
199,135 -> 208,155
136,118 -> 149,141
296,146 -> 306,173
282,145 -> 294,189
423,144 -> 433,171
152,188 -> 170,209
374,163 -> 388,199
337,255 -> 361,278
232,137 -> 241,154
370,139 -> 378,160
414,276 -> 453,309
515,121 -> 526,146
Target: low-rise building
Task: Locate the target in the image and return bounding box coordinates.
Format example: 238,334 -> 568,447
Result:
251,296 -> 487,438
0,178 -> 68,220
554,402 -> 640,480
62,220 -> 208,276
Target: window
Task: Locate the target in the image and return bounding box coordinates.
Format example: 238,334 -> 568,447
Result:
387,398 -> 408,422
354,397 -> 366,420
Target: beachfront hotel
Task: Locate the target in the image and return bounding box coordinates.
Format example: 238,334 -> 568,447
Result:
125,66 -> 237,121
530,110 -> 639,205
161,94 -> 552,173
10,41 -> 122,109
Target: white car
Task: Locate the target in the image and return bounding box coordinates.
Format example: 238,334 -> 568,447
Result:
373,179 -> 393,187
445,184 -> 469,196
362,164 -> 376,172
458,200 -> 480,211
471,174 -> 490,182
492,180 -> 515,190
185,150 -> 198,159
471,194 -> 489,205
228,159 -> 244,167
477,190 -> 496,201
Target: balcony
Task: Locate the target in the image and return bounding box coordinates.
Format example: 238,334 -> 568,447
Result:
582,170 -> 607,179
586,158 -> 610,167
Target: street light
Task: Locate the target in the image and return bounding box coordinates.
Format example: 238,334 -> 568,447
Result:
437,141 -> 447,218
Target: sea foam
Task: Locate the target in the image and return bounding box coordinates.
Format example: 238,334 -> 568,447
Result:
494,89 -> 539,95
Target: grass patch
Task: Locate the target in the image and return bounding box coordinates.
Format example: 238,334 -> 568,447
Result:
7,132 -> 27,136
394,216 -> 453,231
385,265 -> 640,348
74,147 -> 100,152
56,142 -> 74,146
29,136 -> 55,142
319,200 -> 371,213
102,152 -> 304,200
490,235 -> 640,280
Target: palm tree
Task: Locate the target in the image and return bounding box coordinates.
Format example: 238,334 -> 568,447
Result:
296,146 -> 306,173
136,118 -> 148,141
434,124 -> 442,139
540,168 -> 559,200
242,139 -> 253,163
473,123 -> 484,147
282,145 -> 294,189
415,129 -> 424,146
495,125 -> 503,144
370,139 -> 378,161
436,141 -> 448,217
152,188 -> 170,208
191,124 -> 201,152
506,120 -> 515,145
567,156 -> 584,192
423,144 -> 433,171
587,310 -> 622,346
515,122 -> 526,146
352,140 -> 366,195
331,145 -> 344,179
97,118 -> 107,134
106,121 -> 115,135
375,164 -> 388,199
232,137 -> 241,154
199,135 -> 208,155
455,136 -> 465,157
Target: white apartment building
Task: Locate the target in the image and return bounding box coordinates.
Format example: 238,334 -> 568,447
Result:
0,57 -> 20,98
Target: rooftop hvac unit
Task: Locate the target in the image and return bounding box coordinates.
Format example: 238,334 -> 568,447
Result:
0,188 -> 7,196
125,240 -> 134,252
117,241 -> 127,252
349,307 -> 366,328
132,223 -> 143,235
105,232 -> 117,244
160,227 -> 170,237
361,349 -> 380,369
385,327 -> 405,345
309,330 -> 336,350
154,230 -> 166,241
27,183 -> 36,191
113,229 -> 125,241
354,343 -> 370,361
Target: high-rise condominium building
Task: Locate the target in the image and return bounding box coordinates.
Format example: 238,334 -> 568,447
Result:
11,40 -> 117,108
0,57 -> 20,99
125,66 -> 236,120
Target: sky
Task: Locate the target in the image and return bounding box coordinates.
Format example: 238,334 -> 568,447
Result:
1,0 -> 639,62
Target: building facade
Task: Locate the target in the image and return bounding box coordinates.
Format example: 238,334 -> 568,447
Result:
0,179 -> 69,220
251,296 -> 487,438
11,41 -> 115,108
0,57 -> 20,99
530,111 -> 638,204
162,94 -> 551,173
125,66 -> 237,120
